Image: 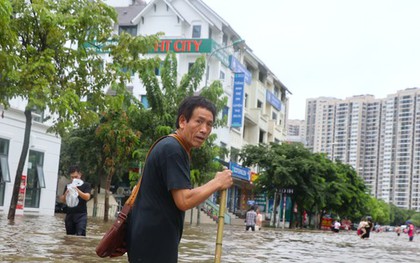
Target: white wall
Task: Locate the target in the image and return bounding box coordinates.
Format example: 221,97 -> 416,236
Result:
0,108 -> 61,216
104,0 -> 133,7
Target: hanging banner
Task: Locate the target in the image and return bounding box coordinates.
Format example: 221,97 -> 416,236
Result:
16,174 -> 27,214
229,162 -> 250,181
229,56 -> 252,85
266,90 -> 282,111
231,72 -> 245,128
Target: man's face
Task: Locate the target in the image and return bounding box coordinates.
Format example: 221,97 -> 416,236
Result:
70,171 -> 81,180
179,107 -> 214,149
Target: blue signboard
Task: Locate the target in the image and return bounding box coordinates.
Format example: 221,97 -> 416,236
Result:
229,162 -> 251,181
231,73 -> 245,128
266,90 -> 282,111
229,56 -> 252,85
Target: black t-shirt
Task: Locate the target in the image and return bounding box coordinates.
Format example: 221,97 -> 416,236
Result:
127,136 -> 191,263
62,182 -> 91,214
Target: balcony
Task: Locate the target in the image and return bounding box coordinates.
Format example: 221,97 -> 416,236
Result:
268,119 -> 283,139
244,108 -> 268,130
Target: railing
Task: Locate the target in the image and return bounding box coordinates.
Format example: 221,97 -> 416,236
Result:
202,199 -> 231,224
88,202 -> 119,219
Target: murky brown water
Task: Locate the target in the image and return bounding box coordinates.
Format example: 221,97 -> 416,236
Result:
0,214 -> 419,262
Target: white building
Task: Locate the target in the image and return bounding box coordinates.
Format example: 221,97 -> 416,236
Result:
286,119 -> 306,144
104,0 -> 291,214
0,101 -> 61,216
305,88 -> 420,211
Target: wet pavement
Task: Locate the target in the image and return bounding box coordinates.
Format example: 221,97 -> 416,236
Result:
0,213 -> 419,262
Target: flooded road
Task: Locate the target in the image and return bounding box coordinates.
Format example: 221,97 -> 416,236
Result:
0,214 -> 419,262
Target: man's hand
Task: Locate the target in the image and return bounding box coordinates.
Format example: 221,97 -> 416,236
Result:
215,169 -> 233,190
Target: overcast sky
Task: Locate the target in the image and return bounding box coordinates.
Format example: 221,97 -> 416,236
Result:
204,0 -> 420,119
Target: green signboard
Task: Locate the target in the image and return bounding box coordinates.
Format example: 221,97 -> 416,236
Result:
150,38 -> 212,53
150,38 -> 230,66
84,38 -> 231,66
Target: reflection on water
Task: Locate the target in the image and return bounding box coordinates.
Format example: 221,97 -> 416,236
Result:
0,214 -> 419,262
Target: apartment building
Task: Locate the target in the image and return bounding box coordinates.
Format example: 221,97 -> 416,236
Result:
305,88 -> 420,211
286,119 -> 306,144
104,0 -> 290,215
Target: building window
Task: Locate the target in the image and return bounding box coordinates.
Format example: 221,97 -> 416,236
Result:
25,150 -> 45,208
220,142 -> 228,160
274,87 -> 280,97
257,100 -> 263,108
219,71 -> 225,80
222,35 -> 228,46
272,112 -> 277,122
0,138 -> 10,206
32,106 -> 44,123
209,27 -> 212,39
155,62 -> 163,76
230,147 -> 239,163
141,95 -> 149,108
188,62 -> 196,73
245,93 -> 248,108
122,67 -> 134,77
192,25 -> 201,38
222,106 -> 229,120
259,130 -> 265,143
119,25 -> 137,36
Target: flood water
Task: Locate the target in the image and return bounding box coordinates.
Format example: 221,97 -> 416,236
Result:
0,213 -> 419,262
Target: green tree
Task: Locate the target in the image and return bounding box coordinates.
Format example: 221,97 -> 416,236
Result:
240,142 -> 373,229
0,0 -> 160,220
367,198 -> 390,225
240,142 -> 302,227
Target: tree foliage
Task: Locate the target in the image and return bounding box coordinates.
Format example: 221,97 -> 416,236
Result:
0,0 -> 160,220
240,142 -> 379,227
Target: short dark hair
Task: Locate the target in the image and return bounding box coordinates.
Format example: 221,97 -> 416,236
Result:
176,96 -> 216,129
68,165 -> 81,174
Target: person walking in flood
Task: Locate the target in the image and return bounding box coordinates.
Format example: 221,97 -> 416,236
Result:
256,207 -> 263,231
362,216 -> 374,239
407,222 -> 415,241
126,96 -> 233,263
357,217 -> 368,238
245,206 -> 257,231
395,226 -> 402,236
332,219 -> 341,233
59,165 -> 91,236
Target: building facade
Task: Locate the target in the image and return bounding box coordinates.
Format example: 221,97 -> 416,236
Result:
305,88 -> 420,211
0,101 -> 61,216
104,0 -> 290,215
286,119 -> 306,144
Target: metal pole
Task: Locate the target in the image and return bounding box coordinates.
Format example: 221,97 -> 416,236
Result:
205,39 -> 245,88
214,189 -> 227,263
282,193 -> 287,229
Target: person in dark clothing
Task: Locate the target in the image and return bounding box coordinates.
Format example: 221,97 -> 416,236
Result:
59,165 -> 91,236
127,96 -> 233,263
361,216 -> 374,239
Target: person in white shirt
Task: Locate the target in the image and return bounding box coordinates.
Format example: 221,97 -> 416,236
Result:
332,220 -> 341,233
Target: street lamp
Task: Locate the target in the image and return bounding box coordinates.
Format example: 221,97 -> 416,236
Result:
204,39 -> 245,87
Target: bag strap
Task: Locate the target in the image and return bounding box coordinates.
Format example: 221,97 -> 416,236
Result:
123,133 -> 189,207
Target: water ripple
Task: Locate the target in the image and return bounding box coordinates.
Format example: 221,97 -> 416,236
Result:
1,214 -> 419,262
